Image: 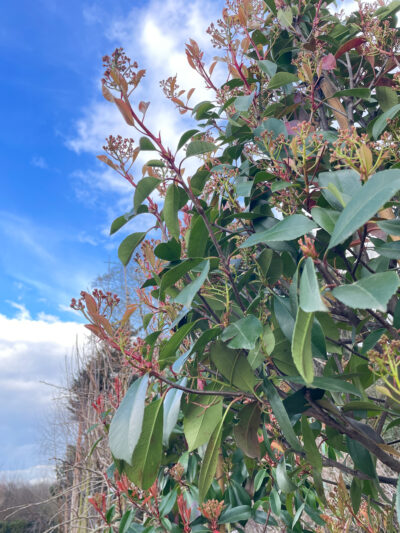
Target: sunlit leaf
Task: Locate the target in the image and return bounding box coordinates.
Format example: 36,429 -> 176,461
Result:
109,375 -> 148,464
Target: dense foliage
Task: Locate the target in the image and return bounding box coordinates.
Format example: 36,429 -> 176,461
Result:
73,0 -> 400,530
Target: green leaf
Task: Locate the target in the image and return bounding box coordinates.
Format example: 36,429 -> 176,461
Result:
187,215 -> 208,258
264,0 -> 277,15
145,159 -> 165,167
198,419 -> 223,502
134,177 -> 160,213
254,469 -> 267,492
194,100 -> 215,119
119,510 -> 134,533
341,401 -> 388,413
221,315 -> 263,350
269,487 -> 281,515
248,324 -> 275,369
350,478 -> 362,514
376,0 -> 400,18
163,378 -> 186,445
301,416 -> 322,470
210,341 -> 256,393
240,215 -> 317,248
373,240 -> 400,259
311,207 -> 340,234
267,72 -> 298,90
276,461 -> 297,493
164,185 -> 188,239
106,505 -> 116,524
372,103 -> 400,139
329,169 -> 400,248
154,238 -> 181,261
125,399 -> 163,489
292,502 -> 305,528
257,59 -> 277,77
191,327 -> 221,355
292,308 -> 314,385
173,259 -> 210,308
327,183 -> 346,208
361,328 -> 385,355
236,175 -> 253,197
284,376 -> 361,397
274,296 -> 295,340
277,7 -> 293,28
186,140 -> 217,158
262,379 -> 302,451
159,322 -> 197,368
332,272 -> 400,312
118,232 -> 147,266
139,137 -> 157,151
377,218 -> 400,235
110,212 -> 134,235
346,436 -> 376,478
183,392 -> 223,451
376,86 -> 398,111
219,505 -> 252,524
160,258 -> 203,296
191,169 -> 210,194
159,488 -> 177,517
299,258 -> 328,313
333,88 -> 371,99
109,375 -> 148,464
234,92 -> 255,112
234,402 -> 261,458
254,118 -> 287,139
177,129 -> 199,151
318,169 -> 361,210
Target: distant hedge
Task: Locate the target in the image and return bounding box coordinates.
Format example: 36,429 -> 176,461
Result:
0,520 -> 31,533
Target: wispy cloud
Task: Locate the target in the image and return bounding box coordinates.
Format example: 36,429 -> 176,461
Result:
0,211 -> 54,264
0,211 -> 104,313
6,301 -> 31,320
31,156 -> 48,169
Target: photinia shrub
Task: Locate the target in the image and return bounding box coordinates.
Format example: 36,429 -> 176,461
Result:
73,0 -> 400,531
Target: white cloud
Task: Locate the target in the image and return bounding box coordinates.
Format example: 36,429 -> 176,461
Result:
0,464 -> 56,485
0,310 -> 88,471
37,311 -> 59,322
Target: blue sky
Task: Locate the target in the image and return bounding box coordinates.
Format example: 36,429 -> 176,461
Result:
0,0 -> 224,480
1,0 -> 134,318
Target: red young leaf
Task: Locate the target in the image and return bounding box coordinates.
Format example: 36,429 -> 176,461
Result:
97,315 -> 113,336
84,324 -> 105,339
139,101 -> 150,116
121,304 -> 138,326
97,155 -> 118,171
102,83 -> 115,103
114,98 -> 135,126
335,37 -> 366,58
82,292 -> 98,318
285,120 -> 300,135
321,54 -> 336,71
376,77 -> 396,87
